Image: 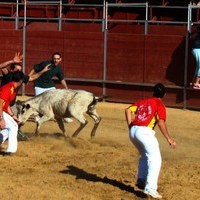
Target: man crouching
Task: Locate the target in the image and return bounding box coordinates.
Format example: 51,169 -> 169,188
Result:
0,71 -> 24,156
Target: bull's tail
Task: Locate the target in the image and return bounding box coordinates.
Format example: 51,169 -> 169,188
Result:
88,95 -> 109,110
95,95 -> 109,102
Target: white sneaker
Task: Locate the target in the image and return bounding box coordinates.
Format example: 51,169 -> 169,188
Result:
144,189 -> 162,199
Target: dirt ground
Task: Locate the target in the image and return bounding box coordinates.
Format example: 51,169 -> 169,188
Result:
0,97 -> 199,200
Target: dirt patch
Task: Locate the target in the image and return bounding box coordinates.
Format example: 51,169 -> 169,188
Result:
0,100 -> 199,200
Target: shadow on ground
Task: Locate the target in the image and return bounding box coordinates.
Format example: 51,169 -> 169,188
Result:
60,165 -> 146,198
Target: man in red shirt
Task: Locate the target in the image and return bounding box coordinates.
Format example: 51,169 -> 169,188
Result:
0,71 -> 24,156
125,83 -> 176,199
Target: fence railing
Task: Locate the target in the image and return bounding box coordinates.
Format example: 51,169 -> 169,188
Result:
1,1 -> 199,31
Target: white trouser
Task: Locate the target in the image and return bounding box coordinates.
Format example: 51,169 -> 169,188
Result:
34,87 -> 56,96
129,125 -> 162,193
0,112 -> 18,153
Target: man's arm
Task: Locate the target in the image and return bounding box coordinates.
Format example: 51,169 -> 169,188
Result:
125,107 -> 135,129
28,69 -> 35,77
158,119 -> 176,148
7,106 -> 20,124
60,79 -> 68,89
6,105 -> 14,116
0,99 -> 5,129
0,52 -> 23,74
28,64 -> 50,82
0,60 -> 13,69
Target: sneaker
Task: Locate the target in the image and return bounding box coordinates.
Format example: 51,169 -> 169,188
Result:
144,189 -> 162,199
0,151 -> 14,156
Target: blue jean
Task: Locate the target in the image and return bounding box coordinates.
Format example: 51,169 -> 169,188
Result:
192,48 -> 200,76
129,125 -> 162,193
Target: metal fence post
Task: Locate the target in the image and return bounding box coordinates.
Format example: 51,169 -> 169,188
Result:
102,0 -> 108,97
145,2 -> 148,35
15,0 -> 19,30
22,0 -> 27,96
58,0 -> 62,31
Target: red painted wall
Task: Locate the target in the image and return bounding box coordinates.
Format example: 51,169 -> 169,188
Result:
0,22 -> 199,108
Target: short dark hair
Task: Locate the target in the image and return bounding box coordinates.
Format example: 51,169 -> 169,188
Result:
153,83 -> 166,98
52,52 -> 61,58
12,71 -> 24,82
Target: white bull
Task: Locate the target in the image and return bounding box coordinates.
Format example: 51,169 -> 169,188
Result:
16,89 -> 106,138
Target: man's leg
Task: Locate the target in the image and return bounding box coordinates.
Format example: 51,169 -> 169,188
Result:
34,87 -> 56,96
3,112 -> 18,153
129,126 -> 148,189
133,127 -> 162,194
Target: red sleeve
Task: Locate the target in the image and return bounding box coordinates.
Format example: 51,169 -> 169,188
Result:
157,101 -> 166,120
0,85 -> 10,102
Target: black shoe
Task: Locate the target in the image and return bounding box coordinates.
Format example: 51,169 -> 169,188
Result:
136,183 -> 145,190
136,178 -> 146,190
2,152 -> 13,156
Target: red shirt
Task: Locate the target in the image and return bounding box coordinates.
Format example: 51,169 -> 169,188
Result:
0,82 -> 16,112
129,97 -> 166,128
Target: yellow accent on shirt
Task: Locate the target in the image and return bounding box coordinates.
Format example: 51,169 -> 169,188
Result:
129,105 -> 157,128
10,86 -> 14,94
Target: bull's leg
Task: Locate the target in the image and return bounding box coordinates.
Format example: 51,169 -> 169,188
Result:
90,117 -> 101,138
87,109 -> 101,138
35,123 -> 40,136
35,115 -> 53,136
69,107 -> 89,137
72,121 -> 88,138
55,118 -> 68,138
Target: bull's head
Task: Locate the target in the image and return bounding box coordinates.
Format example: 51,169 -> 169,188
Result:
16,100 -> 35,125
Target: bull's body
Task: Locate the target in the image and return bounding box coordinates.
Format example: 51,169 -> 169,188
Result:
16,89 -> 105,138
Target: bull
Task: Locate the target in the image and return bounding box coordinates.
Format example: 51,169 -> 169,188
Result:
16,89 -> 106,138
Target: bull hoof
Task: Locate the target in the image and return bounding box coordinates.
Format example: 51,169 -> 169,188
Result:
72,134 -> 77,138
63,118 -> 73,123
64,135 -> 70,140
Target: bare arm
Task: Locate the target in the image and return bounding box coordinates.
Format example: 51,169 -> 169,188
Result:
0,60 -> 14,70
0,52 -> 23,74
28,64 -> 50,82
125,107 -> 134,129
7,106 -> 20,124
158,119 -> 176,148
60,79 -> 68,89
0,99 -> 5,129
6,106 -> 15,116
28,69 -> 35,77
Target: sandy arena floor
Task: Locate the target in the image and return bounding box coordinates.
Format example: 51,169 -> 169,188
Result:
0,98 -> 199,200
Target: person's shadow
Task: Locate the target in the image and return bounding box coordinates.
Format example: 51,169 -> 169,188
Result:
60,165 -> 146,198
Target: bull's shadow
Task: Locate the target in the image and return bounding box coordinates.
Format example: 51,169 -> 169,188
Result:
59,165 -> 146,198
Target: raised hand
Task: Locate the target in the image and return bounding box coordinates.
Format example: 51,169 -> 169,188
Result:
13,52 -> 23,63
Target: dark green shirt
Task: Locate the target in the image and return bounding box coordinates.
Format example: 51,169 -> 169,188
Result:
34,60 -> 65,88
